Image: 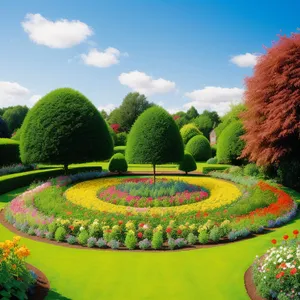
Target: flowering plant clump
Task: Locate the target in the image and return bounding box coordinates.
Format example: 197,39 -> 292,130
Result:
252,231 -> 300,299
0,236 -> 35,299
3,173 -> 298,250
97,178 -> 209,207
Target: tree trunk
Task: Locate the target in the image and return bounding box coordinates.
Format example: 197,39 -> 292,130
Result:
186,171 -> 188,175
64,164 -> 68,175
153,164 -> 156,184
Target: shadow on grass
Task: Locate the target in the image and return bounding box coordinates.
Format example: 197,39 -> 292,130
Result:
46,290 -> 72,300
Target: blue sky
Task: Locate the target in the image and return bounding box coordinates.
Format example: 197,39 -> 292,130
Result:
0,0 -> 299,115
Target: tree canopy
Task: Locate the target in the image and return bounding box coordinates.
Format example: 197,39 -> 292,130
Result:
186,106 -> 199,120
2,105 -> 29,134
193,115 -> 214,139
20,88 -> 113,171
0,117 -> 9,138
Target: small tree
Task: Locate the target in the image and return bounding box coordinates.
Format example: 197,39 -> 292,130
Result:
108,153 -> 128,173
178,152 -> 197,174
186,106 -> 199,120
180,124 -> 202,144
185,135 -> 212,162
20,88 -> 113,173
126,106 -> 184,182
2,105 -> 29,135
193,115 -> 213,139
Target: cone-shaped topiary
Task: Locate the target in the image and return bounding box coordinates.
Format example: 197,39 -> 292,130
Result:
180,124 -> 202,144
20,88 -> 113,173
126,106 -> 184,181
185,135 -> 211,162
217,121 -> 245,165
108,153 -> 128,173
178,151 -> 197,174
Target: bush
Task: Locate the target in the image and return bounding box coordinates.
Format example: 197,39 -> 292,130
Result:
277,159 -> 300,191
113,146 -> 126,155
20,88 -> 113,171
206,157 -> 217,164
202,165 -> 229,174
116,132 -> 127,146
178,152 -> 197,174
211,144 -> 217,157
209,226 -> 222,242
180,124 -> 202,144
0,138 -> 20,166
125,230 -> 137,250
243,163 -> 260,177
138,239 -> 151,250
66,235 -> 77,244
11,128 -> 21,141
108,123 -> 117,146
193,115 -> 213,139
217,121 -> 245,165
198,230 -> 209,244
87,237 -> 97,248
0,117 -> 9,138
185,135 -> 211,162
151,231 -> 163,249
108,239 -> 120,249
2,105 -> 28,135
54,226 -> 66,242
77,229 -> 89,245
108,153 -> 128,173
126,106 -> 184,180
187,233 -> 197,245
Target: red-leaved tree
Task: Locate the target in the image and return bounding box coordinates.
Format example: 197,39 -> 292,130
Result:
110,123 -> 120,133
241,33 -> 300,166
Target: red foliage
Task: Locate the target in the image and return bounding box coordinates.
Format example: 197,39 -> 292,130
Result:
110,123 -> 120,133
241,33 -> 300,165
173,115 -> 180,120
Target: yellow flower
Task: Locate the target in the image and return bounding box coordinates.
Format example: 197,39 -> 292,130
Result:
14,246 -> 30,259
4,240 -> 14,249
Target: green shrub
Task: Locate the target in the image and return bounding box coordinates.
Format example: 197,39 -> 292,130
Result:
185,135 -> 211,162
227,166 -> 243,175
180,124 -> 202,144
109,153 -> 128,173
187,233 -> 198,245
11,128 -> 22,140
206,157 -> 217,164
54,226 -> 66,242
0,138 -> 20,166
108,123 -> 117,146
178,151 -> 197,174
217,121 -> 245,165
198,230 -> 209,244
48,223 -> 57,234
0,117 -> 9,138
209,226 -> 222,242
116,132 -> 127,146
20,88 -> 113,172
125,230 -> 137,250
2,105 -> 28,135
77,229 -> 89,245
202,165 -> 229,174
277,159 -> 300,191
243,163 -> 260,177
113,146 -> 126,155
126,106 -> 184,180
193,115 -> 213,139
151,231 -> 163,249
211,144 -> 217,157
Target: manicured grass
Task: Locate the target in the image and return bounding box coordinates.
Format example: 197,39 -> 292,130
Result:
0,185 -> 299,300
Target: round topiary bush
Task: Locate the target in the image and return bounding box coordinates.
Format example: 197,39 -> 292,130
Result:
0,138 -> 20,166
206,157 -> 218,164
217,121 -> 245,165
180,124 -> 202,144
20,88 -> 113,172
185,135 -> 211,162
178,152 -> 197,174
108,153 -> 128,173
126,106 -> 184,180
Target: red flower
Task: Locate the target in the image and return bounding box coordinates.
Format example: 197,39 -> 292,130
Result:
276,271 -> 285,279
290,268 -> 297,275
271,239 -> 277,245
283,235 -> 289,240
166,227 -> 172,234
293,229 -> 299,236
68,225 -> 74,231
118,220 -> 123,225
177,229 -> 182,235
137,232 -> 143,239
66,211 -> 72,215
139,223 -> 145,228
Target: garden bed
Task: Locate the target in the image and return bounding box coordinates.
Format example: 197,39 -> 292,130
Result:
244,266 -> 266,300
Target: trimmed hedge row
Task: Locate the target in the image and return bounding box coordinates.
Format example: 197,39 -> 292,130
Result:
202,165 -> 230,174
114,146 -> 126,155
0,166 -> 102,195
0,138 -> 21,166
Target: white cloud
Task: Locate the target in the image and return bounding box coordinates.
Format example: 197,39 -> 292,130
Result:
81,47 -> 123,68
230,53 -> 260,67
118,71 -> 176,96
0,81 -> 30,106
184,86 -> 244,116
22,13 -> 93,48
29,94 -> 42,105
98,103 -> 116,113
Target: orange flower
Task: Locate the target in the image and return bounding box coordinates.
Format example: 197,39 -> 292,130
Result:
293,229 -> 299,237
290,268 -> 297,275
276,271 -> 285,279
271,239 -> 277,244
283,235 -> 289,240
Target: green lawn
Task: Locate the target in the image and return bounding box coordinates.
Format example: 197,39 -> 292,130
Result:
0,185 -> 299,300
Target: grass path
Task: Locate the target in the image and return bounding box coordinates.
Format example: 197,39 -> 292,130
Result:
0,187 -> 299,300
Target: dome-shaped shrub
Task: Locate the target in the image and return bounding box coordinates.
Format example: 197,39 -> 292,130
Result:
217,121 -> 245,165
178,152 -> 197,174
108,153 -> 128,173
126,106 -> 184,180
180,124 -> 202,144
185,135 -> 211,162
20,88 -> 113,172
0,117 -> 9,138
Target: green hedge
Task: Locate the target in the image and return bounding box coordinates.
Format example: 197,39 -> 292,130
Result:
0,138 -> 20,166
114,146 -> 126,155
202,165 -> 230,174
0,166 -> 102,195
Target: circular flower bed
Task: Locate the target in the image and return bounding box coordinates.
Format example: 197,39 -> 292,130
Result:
3,172 -> 298,251
249,231 -> 300,300
97,178 -> 209,207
